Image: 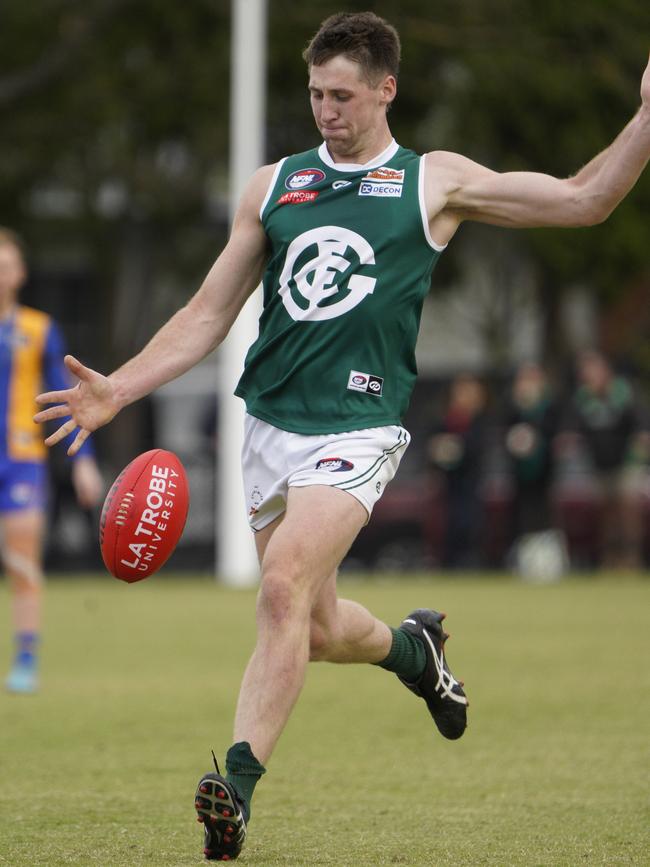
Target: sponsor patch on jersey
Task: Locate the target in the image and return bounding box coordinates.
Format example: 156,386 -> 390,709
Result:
285,168 -> 326,190
358,166 -> 404,199
278,190 -> 319,205
359,181 -> 403,198
315,457 -> 355,472
364,167 -> 405,183
332,179 -> 352,190
347,370 -> 384,396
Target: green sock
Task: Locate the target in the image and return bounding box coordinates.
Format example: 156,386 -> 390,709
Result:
225,741 -> 266,819
375,626 -> 426,682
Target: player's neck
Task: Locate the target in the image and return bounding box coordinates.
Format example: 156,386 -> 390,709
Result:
325,128 -> 394,166
0,299 -> 17,321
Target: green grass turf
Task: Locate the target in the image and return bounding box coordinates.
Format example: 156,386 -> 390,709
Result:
1,573 -> 649,866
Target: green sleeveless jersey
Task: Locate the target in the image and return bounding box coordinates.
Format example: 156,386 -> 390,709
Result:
235,140 -> 445,434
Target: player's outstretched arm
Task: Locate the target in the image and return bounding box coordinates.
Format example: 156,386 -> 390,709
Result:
429,54 -> 650,230
34,163 -> 275,455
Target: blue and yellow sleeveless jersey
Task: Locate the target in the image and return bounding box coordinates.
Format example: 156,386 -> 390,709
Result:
0,305 -> 92,464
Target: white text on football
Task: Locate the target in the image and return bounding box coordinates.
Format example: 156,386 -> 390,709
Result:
120,465 -> 180,572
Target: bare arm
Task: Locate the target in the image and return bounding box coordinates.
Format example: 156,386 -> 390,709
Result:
428,55 -> 650,233
71,455 -> 104,509
35,163 -> 276,453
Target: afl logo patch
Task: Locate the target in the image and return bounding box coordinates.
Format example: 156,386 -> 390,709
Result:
315,457 -> 355,472
285,168 -> 326,190
347,369 -> 384,396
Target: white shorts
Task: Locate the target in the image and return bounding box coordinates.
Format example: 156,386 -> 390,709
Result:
242,414 -> 411,531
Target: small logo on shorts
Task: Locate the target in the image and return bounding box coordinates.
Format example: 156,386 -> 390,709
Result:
347,369 -> 384,397
10,483 -> 36,506
315,457 -> 354,472
249,485 -> 263,516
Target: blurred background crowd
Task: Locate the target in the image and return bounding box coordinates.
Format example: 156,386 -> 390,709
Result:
357,352 -> 650,576
2,0 -> 649,579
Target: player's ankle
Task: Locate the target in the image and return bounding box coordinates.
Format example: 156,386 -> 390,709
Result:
374,625 -> 426,682
225,741 -> 266,818
14,631 -> 39,667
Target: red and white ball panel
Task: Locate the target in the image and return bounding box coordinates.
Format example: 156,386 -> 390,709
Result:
100,449 -> 189,582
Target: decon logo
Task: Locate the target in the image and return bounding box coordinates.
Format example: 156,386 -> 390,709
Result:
358,165 -> 405,198
359,181 -> 403,198
347,370 -> 384,397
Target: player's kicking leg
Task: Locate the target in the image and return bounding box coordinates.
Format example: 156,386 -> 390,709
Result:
196,485 -> 369,860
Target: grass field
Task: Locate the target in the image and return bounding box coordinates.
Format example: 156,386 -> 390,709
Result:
1,573 -> 648,866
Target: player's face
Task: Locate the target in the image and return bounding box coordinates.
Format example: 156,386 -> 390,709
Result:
0,243 -> 26,310
308,56 -> 395,157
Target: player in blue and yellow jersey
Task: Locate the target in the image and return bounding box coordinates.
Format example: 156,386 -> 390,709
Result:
0,228 -> 103,693
36,12 -> 650,860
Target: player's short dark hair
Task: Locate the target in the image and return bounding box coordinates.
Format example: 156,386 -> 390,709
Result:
303,12 -> 401,85
0,226 -> 26,258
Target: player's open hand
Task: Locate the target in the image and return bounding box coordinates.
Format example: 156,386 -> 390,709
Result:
34,355 -> 120,455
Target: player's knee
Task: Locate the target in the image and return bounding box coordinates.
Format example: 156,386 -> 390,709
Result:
257,568 -> 307,629
3,549 -> 43,590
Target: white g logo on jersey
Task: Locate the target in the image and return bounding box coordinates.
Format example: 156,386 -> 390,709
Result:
278,225 -> 376,322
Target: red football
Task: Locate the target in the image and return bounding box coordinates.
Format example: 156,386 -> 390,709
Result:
100,449 -> 189,583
